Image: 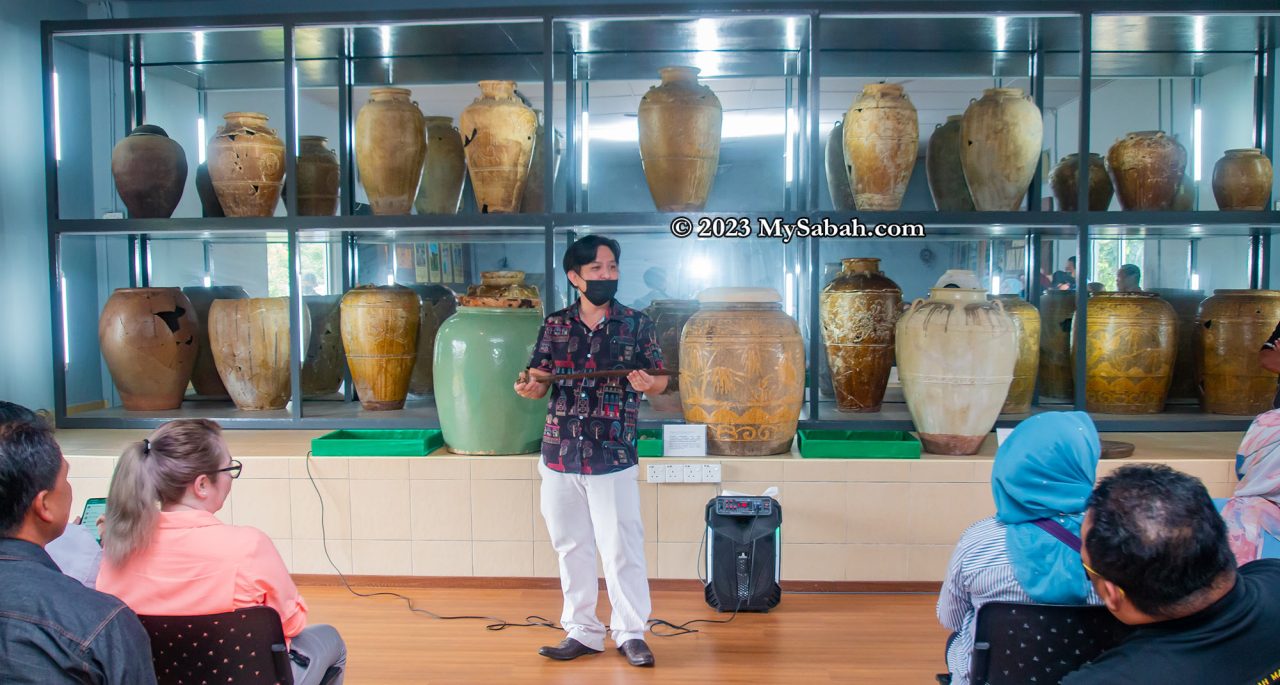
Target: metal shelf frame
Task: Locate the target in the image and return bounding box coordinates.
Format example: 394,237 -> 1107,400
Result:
41,2 -> 1280,431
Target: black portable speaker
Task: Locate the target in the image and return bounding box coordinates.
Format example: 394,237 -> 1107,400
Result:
704,495 -> 782,612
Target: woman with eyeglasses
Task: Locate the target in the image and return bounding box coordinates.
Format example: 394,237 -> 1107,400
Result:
96,419 -> 346,685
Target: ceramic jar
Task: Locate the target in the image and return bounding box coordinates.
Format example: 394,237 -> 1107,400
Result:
680,288 -> 805,456
356,88 -> 427,215
181,285 -> 249,399
296,135 -> 340,216
1106,131 -> 1187,211
644,299 -> 699,413
896,279 -> 1017,455
407,284 -> 458,398
460,80 -> 538,214
301,295 -> 345,399
1213,149 -> 1274,211
819,258 -> 902,413
843,84 -> 919,211
1199,290 -> 1280,415
825,120 -> 857,210
1037,290 -> 1078,402
414,116 -> 466,215
1148,288 -> 1205,403
434,306 -> 545,455
638,66 -> 723,212
960,88 -> 1043,211
340,285 -> 421,411
995,295 -> 1040,414
926,115 -> 975,212
111,124 -> 187,218
1049,153 -> 1114,211
459,271 -> 540,309
98,288 -> 199,411
207,112 -> 285,217
208,297 -> 303,411
1075,292 -> 1177,414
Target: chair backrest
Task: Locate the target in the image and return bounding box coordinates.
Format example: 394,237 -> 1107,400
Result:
138,606 -> 293,685
970,602 -> 1133,685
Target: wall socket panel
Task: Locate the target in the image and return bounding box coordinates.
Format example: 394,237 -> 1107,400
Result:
646,463 -> 722,483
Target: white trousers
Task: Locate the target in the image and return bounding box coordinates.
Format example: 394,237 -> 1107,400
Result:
538,461 -> 651,650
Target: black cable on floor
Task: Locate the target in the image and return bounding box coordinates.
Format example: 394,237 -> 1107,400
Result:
305,451 -> 561,632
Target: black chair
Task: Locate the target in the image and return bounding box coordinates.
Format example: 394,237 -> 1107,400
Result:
138,606 -> 295,685
968,602 -> 1134,685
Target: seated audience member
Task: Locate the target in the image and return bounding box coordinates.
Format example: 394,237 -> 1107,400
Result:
0,420 -> 156,684
96,419 -> 347,685
1222,410 -> 1280,565
0,400 -> 102,588
1066,464 -> 1280,684
938,412 -> 1102,684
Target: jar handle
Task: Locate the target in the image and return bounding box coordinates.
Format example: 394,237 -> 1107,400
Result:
991,299 -> 1006,314
909,297 -> 925,312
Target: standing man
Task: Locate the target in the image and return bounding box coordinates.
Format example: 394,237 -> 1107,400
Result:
1116,264 -> 1142,292
514,235 -> 667,668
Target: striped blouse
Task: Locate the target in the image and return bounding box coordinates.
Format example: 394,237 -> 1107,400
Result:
937,516 -> 1100,685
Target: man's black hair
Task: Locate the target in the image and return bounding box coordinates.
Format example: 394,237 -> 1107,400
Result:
0,401 -> 41,426
1085,464 -> 1235,618
0,420 -> 63,535
1119,263 -> 1142,285
562,235 -> 621,275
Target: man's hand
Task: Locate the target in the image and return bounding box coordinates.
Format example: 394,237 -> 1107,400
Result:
515,368 -> 553,399
627,369 -> 668,395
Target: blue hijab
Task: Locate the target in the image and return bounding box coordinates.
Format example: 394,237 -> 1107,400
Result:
992,411 -> 1100,604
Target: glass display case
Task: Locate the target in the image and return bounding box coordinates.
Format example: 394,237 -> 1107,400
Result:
43,6 -> 1279,431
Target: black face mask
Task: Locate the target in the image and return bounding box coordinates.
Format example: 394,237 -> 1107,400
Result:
579,279 -> 618,307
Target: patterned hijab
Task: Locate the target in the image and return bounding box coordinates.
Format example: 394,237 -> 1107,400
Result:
992,411 -> 1100,604
1222,410 -> 1280,565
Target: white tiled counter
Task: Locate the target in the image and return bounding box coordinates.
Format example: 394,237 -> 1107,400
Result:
57,429 -> 1244,583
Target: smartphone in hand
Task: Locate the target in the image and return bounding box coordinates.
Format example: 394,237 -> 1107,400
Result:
81,497 -> 106,544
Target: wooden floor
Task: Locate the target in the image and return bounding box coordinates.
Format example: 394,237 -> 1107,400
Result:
301,584 -> 949,683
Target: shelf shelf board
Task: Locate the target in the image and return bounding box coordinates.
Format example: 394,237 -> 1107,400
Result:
808,400 -> 1256,432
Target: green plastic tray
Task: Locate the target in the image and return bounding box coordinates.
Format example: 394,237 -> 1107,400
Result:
311,430 -> 444,457
637,429 -> 663,458
797,430 -> 921,459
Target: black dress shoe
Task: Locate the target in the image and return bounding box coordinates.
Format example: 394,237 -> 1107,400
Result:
617,639 -> 655,667
538,638 -> 602,661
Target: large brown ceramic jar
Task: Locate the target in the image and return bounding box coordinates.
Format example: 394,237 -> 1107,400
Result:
356,88 -> 427,216
459,271 -> 540,309
407,284 -> 457,398
520,111 -> 563,213
207,112 -> 285,217
638,66 -> 723,212
825,120 -> 856,210
1038,290 -> 1077,402
1049,153 -> 1114,211
644,299 -> 699,397
460,80 -> 538,214
111,125 -> 188,218
208,297 -> 303,411
681,288 -> 804,456
819,258 -> 902,413
817,261 -> 842,399
1199,290 -> 1280,415
301,295 -> 345,399
896,280 -> 1017,455
340,285 -> 421,411
996,295 -> 1040,414
98,288 -> 199,411
414,116 -> 466,215
1213,149 -> 1274,211
926,115 -> 975,212
960,88 -> 1043,211
1075,292 -> 1176,414
296,135 -> 339,216
181,285 -> 249,399
1148,288 -> 1204,403
843,84 -> 918,211
1106,131 -> 1187,211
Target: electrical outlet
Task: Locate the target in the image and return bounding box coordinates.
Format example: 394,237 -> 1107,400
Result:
701,463 -> 721,483
664,463 -> 684,483
683,464 -> 701,483
646,464 -> 665,483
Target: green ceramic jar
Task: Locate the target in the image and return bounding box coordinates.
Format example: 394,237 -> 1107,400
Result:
433,306 -> 546,455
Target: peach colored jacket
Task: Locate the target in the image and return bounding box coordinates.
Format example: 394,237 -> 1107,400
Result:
97,510 -> 308,638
